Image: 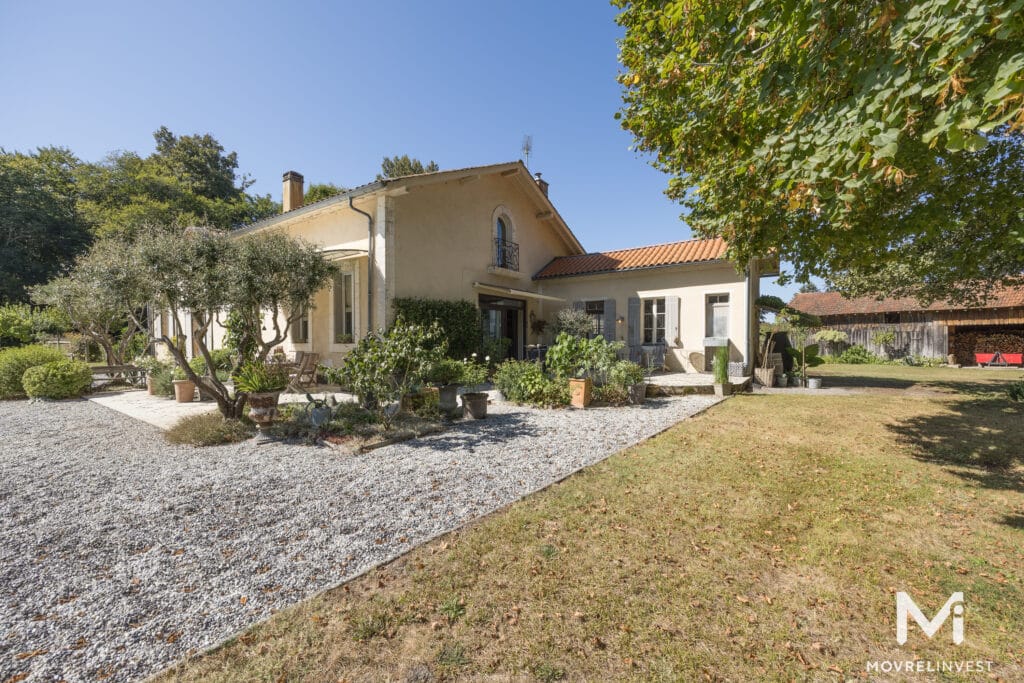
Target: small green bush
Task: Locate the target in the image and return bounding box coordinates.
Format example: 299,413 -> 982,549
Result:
0,345 -> 66,398
22,359 -> 92,399
493,360 -> 569,407
189,349 -> 234,376
545,332 -> 623,380
234,361 -> 290,393
838,344 -> 881,364
606,360 -> 646,387
165,412 -> 254,446
551,308 -> 594,339
1008,379 -> 1024,403
593,383 -> 629,406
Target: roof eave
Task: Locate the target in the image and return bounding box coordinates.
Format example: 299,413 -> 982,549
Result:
533,258 -> 731,281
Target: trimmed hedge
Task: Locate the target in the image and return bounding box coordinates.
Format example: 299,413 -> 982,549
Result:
0,345 -> 66,398
22,359 -> 93,399
392,298 -> 482,359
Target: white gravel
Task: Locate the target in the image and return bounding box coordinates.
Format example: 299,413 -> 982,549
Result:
0,394 -> 719,682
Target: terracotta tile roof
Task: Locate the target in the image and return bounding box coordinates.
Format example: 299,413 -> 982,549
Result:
789,286 -> 1024,317
534,237 -> 728,280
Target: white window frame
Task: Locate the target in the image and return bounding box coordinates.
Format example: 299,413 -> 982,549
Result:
706,292 -> 730,338
330,265 -> 360,352
642,297 -> 666,345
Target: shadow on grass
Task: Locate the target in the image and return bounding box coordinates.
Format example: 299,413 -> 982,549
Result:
888,396 -> 1024,498
818,372 -> 1019,396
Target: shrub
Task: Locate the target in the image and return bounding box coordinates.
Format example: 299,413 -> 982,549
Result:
1008,379 -> 1024,403
0,303 -> 35,346
392,298 -> 481,359
136,356 -> 177,396
814,328 -> 849,344
331,320 -> 446,427
22,359 -> 92,399
0,345 -> 66,398
458,355 -> 489,390
550,308 -> 593,339
606,360 -> 646,387
545,333 -> 623,380
165,413 -> 254,446
494,360 -> 548,403
593,383 -> 629,406
427,357 -> 464,386
838,344 -> 881,364
493,360 -> 569,407
189,349 -> 234,376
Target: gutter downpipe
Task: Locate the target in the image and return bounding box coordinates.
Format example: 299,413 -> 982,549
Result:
349,196 -> 375,332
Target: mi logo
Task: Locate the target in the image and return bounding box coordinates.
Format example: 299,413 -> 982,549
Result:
896,592 -> 964,645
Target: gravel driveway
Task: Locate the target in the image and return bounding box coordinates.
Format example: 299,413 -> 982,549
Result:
0,394 -> 719,682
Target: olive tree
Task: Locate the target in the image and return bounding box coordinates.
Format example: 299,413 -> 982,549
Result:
136,227 -> 336,418
32,237 -> 149,365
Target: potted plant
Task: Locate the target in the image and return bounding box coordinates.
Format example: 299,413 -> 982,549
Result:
235,360 -> 290,429
428,357 -> 464,417
134,355 -> 168,395
171,366 -> 196,403
712,346 -> 731,397
755,327 -> 776,387
459,355 -> 490,419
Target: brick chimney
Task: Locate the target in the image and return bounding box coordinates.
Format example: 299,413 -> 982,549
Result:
534,172 -> 549,197
282,171 -> 304,212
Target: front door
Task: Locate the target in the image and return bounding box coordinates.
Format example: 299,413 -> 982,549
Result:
479,294 -> 525,360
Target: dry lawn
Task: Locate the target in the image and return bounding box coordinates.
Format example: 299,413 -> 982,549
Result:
162,366 -> 1024,682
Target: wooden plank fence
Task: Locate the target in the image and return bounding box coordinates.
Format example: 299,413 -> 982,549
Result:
814,322 -> 948,360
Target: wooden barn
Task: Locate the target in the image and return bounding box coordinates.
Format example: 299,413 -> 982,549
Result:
788,287 -> 1024,365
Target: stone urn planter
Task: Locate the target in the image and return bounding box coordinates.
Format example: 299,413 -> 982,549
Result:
172,379 -> 196,403
438,384 -> 459,416
461,392 -> 488,419
776,373 -> 788,388
790,375 -> 804,388
627,382 -> 647,405
145,374 -> 156,395
806,377 -> 822,389
754,367 -> 775,387
247,391 -> 282,429
569,378 -> 593,408
713,381 -> 732,398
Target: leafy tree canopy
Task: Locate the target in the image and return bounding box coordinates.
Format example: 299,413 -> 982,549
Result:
77,127 -> 278,237
0,147 -> 92,303
376,155 -> 439,180
305,182 -> 347,204
614,0 -> 1024,304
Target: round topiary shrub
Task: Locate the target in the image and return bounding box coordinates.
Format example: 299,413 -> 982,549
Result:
21,359 -> 93,399
0,345 -> 66,398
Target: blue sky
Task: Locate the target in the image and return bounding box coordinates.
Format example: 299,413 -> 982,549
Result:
0,0 -> 796,299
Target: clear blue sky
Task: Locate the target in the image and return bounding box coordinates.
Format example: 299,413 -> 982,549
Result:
0,0 -> 797,300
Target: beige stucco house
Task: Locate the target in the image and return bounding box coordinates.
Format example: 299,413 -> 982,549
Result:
177,161 -> 775,373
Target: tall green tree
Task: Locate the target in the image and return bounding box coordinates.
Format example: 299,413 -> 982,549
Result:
376,155 -> 439,180
614,1 -> 1024,303
76,127 -> 278,237
0,147 -> 91,303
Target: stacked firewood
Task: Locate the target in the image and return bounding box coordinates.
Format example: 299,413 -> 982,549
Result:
949,331 -> 1024,365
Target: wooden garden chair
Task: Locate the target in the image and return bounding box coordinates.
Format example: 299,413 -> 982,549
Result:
287,352 -> 320,391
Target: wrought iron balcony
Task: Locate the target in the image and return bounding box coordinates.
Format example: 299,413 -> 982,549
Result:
493,237 -> 520,271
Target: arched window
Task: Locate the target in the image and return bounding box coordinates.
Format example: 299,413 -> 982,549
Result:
495,217 -> 508,267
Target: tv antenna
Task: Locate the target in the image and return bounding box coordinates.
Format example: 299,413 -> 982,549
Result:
522,134 -> 533,168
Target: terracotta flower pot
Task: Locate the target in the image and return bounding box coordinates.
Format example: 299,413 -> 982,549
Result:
569,378 -> 593,408
461,392 -> 488,419
247,391 -> 282,429
172,379 -> 196,403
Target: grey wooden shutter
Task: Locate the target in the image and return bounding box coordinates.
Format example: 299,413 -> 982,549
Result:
603,298 -> 616,341
627,297 -> 641,351
665,295 -> 680,346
